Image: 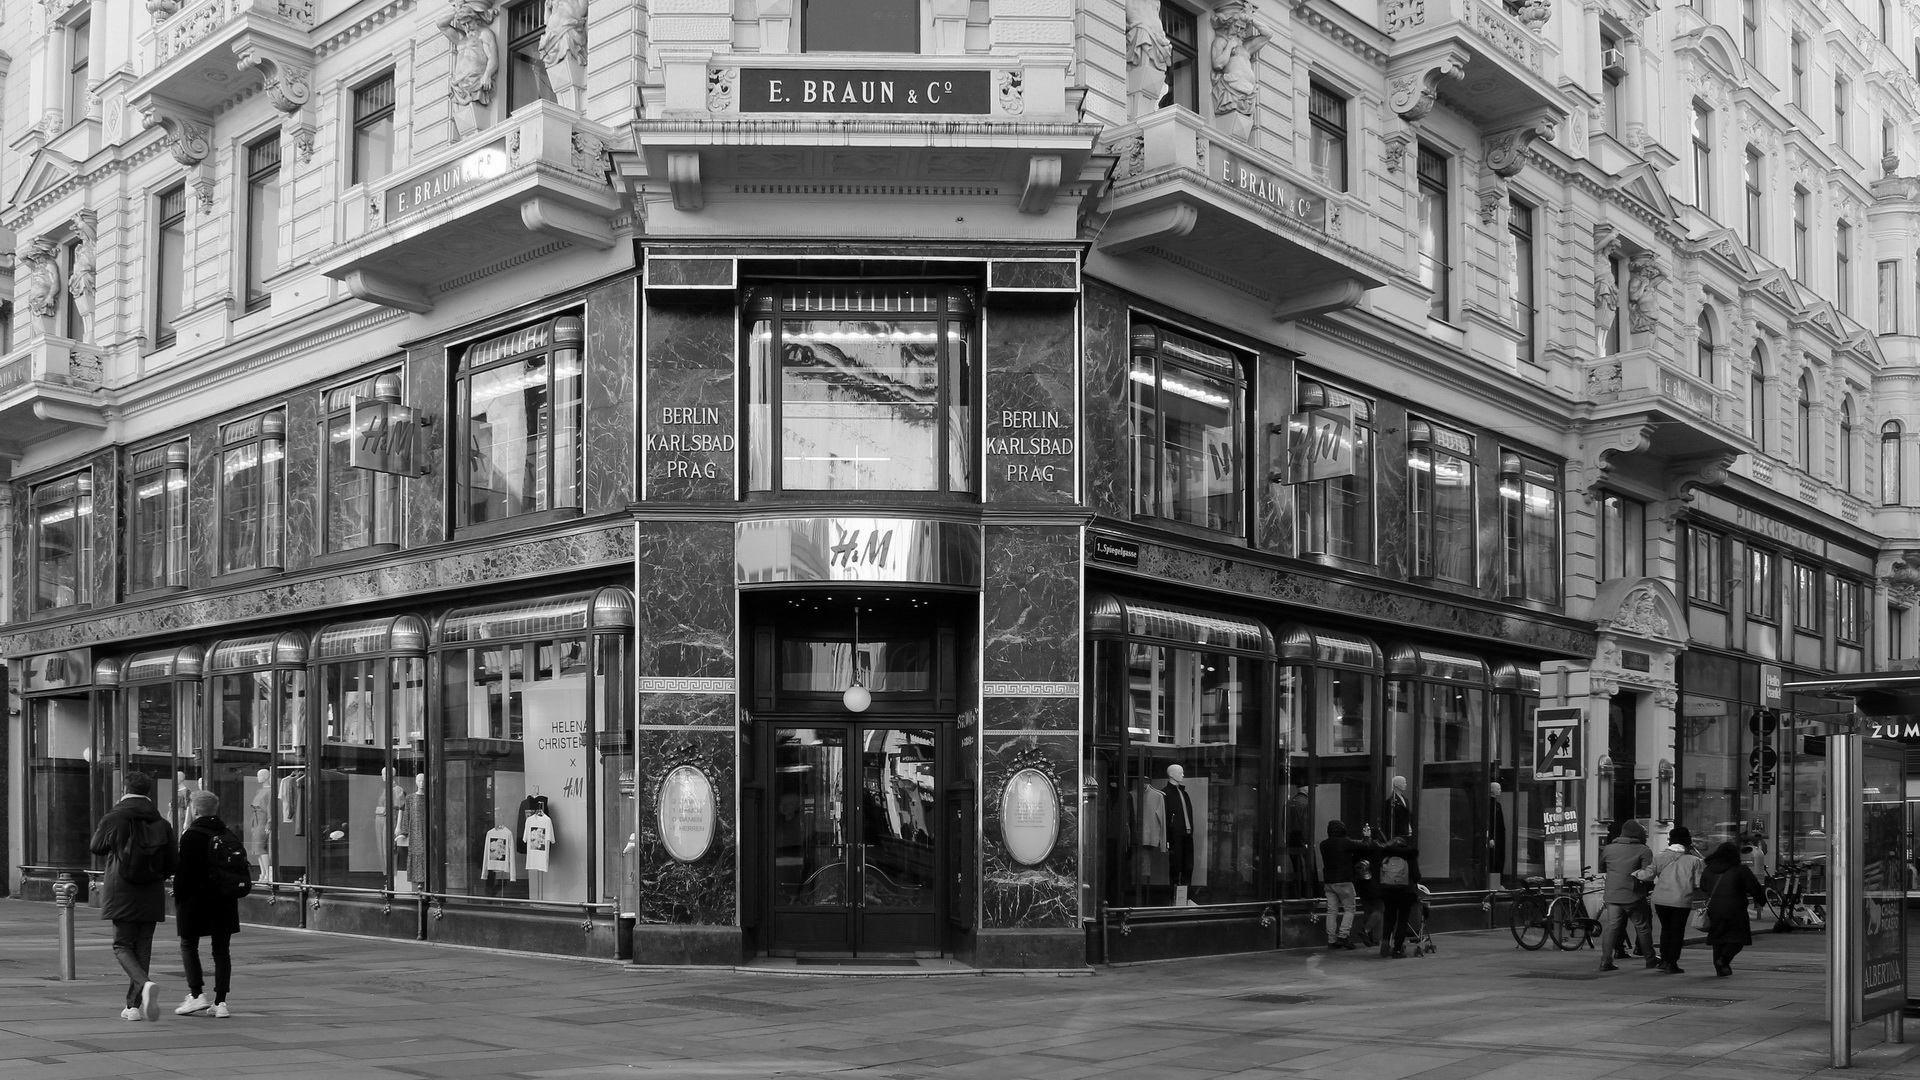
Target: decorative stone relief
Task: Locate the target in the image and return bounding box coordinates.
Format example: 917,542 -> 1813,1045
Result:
539,0 -> 587,111
139,104 -> 211,166
570,131 -> 608,182
1627,252 -> 1663,333
1477,185 -> 1504,224
1588,361 -> 1623,395
146,0 -> 179,17
1885,552 -> 1920,609
1209,1 -> 1270,141
1483,120 -> 1553,179
1125,0 -> 1171,119
20,238 -> 61,320
1613,587 -> 1672,637
439,0 -> 501,139
997,70 -> 1024,115
1385,0 -> 1426,34
1382,129 -> 1412,173
706,67 -> 734,112
1389,56 -> 1465,122
1107,133 -> 1145,179
233,47 -> 310,113
1515,0 -> 1551,29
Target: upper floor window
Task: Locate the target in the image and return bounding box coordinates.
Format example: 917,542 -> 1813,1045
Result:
1599,492 -> 1644,582
1797,373 -> 1815,466
459,313 -> 584,523
1744,147 -> 1763,249
1834,577 -> 1864,642
65,16 -> 89,127
30,471 -> 93,612
1749,348 -> 1767,450
505,0 -> 556,111
1499,451 -> 1559,603
1836,220 -> 1852,314
1691,101 -> 1713,214
1748,546 -> 1777,621
129,442 -> 189,593
352,74 -> 396,186
155,185 -> 187,349
1600,35 -> 1624,139
1296,381 -> 1374,562
1686,525 -> 1725,606
322,372 -> 405,552
1878,260 -> 1899,334
1883,421 -> 1903,505
1409,420 -> 1474,583
1695,312 -> 1715,383
1160,3 -> 1199,111
1790,33 -> 1808,108
1792,185 -> 1809,279
1129,321 -> 1244,533
805,0 -> 917,53
1839,395 -> 1855,491
1510,199 -> 1536,359
1741,0 -> 1758,60
1791,562 -> 1821,632
1835,76 -> 1850,152
1881,0 -> 1893,39
219,411 -> 286,575
1309,81 -> 1348,191
1417,145 -> 1451,321
244,135 -> 280,313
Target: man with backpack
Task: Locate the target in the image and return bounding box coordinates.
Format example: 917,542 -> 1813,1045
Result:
88,771 -> 177,1021
173,789 -> 248,1017
1375,834 -> 1422,958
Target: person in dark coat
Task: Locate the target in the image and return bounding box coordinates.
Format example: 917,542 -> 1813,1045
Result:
88,771 -> 177,1022
1595,820 -> 1655,972
1699,841 -> 1769,977
1318,820 -> 1376,949
173,789 -> 242,1017
1374,834 -> 1422,958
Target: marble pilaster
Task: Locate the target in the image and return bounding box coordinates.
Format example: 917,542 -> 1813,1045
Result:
185,416 -> 220,584
1254,352 -> 1290,553
980,732 -> 1079,929
642,299 -> 735,503
633,726 -> 736,924
1081,283 -> 1130,519
984,301 -> 1076,506
584,278 -> 638,515
86,448 -> 119,609
1373,400 -> 1409,580
404,343 -> 448,549
282,391 -> 321,573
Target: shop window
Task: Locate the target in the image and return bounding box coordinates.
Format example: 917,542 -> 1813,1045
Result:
1598,492 -> 1644,582
1791,562 -> 1821,632
803,0 -> 917,53
218,410 -> 287,575
504,0 -> 555,112
30,471 -> 93,612
1385,647 -> 1490,891
1308,80 -> 1348,191
1882,421 -> 1903,505
1160,3 -> 1198,111
1296,380 -> 1373,562
1417,145 -> 1451,320
116,647 -> 206,829
1833,578 -> 1864,643
1408,420 -> 1474,583
207,635 -> 306,884
1493,665 -> 1540,883
128,442 -> 189,592
456,313 -> 584,526
1498,452 -> 1558,603
1747,546 -> 1777,622
748,286 -> 974,495
351,73 -> 395,186
1686,526 -> 1724,606
244,134 -> 280,312
313,617 -> 427,891
1273,625 -> 1381,897
320,371 -> 405,552
27,686 -> 93,867
1129,321 -> 1245,534
154,185 -> 187,349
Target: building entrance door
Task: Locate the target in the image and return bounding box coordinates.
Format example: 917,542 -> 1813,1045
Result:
766,724 -> 942,955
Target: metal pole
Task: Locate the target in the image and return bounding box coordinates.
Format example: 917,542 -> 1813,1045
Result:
1887,1011 -> 1905,1044
1830,731 -> 1857,1069
1553,782 -> 1566,886
51,874 -> 78,981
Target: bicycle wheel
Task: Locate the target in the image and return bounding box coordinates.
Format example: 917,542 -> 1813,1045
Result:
1764,887 -> 1793,932
1549,896 -> 1593,951
1511,894 -> 1551,950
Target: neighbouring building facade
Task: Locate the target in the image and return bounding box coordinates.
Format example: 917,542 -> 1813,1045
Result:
0,0 -> 1915,967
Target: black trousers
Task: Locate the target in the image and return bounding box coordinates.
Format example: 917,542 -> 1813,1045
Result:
1655,904 -> 1691,967
181,934 -> 232,1000
1379,886 -> 1419,951
111,920 -> 156,1008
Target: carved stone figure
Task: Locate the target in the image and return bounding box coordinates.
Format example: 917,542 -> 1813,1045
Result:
1595,265 -> 1619,317
68,212 -> 97,341
1627,252 -> 1663,333
1208,1 -> 1270,140
439,0 -> 500,137
1125,0 -> 1172,118
539,0 -> 587,110
20,238 -> 62,321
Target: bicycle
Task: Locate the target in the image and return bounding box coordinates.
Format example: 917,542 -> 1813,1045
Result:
1760,859 -> 1827,932
1487,872 -> 1605,951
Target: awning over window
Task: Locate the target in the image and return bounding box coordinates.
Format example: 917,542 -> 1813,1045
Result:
1087,593 -> 1273,655
118,644 -> 205,685
1275,625 -> 1379,670
1491,661 -> 1540,692
1386,645 -> 1488,684
437,587 -> 635,646
207,632 -> 307,672
314,615 -> 429,660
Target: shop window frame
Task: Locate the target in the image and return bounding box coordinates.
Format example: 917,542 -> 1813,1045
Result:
1128,318 -> 1248,537
1498,451 -> 1560,604
308,616 -> 429,894
127,440 -> 190,594
20,660 -> 99,872
318,368 -> 405,557
453,311 -> 586,534
1385,645 -> 1492,892
205,633 -> 308,886
1790,561 -> 1822,633
1295,378 -> 1375,565
217,408 -> 288,578
110,646 -> 207,836
1685,524 -> 1726,609
1747,545 -> 1778,623
29,469 -> 94,613
1408,418 -> 1476,584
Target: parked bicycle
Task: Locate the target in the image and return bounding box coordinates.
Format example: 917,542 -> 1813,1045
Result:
1759,859 -> 1826,932
1485,871 -> 1605,951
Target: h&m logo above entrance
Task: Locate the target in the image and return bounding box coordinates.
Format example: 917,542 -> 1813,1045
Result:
736,517 -> 982,587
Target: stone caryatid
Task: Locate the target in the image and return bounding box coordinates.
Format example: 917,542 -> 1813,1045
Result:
1627,252 -> 1664,333
440,0 -> 501,139
1125,0 -> 1172,119
1209,1 -> 1270,141
539,0 -> 587,111
20,237 -> 63,321
68,212 -> 97,342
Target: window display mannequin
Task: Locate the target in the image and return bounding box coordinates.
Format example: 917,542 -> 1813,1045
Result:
249,769 -> 272,882
1385,775 -> 1411,839
1487,781 -> 1508,887
1164,764 -> 1196,907
407,774 -> 428,887
522,795 -> 554,876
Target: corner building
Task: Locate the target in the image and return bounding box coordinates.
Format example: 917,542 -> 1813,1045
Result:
3,0 -> 1916,968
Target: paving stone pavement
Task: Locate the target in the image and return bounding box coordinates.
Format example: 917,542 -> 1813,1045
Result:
0,899 -> 1913,1080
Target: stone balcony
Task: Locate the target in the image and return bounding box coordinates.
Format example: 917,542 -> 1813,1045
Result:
0,338 -> 109,453
133,0 -> 313,115
316,105 -> 624,314
1383,0 -> 1566,148
1092,106 -> 1391,321
1577,348 -> 1745,496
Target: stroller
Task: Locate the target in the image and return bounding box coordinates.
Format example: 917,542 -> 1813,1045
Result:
1401,885 -> 1439,957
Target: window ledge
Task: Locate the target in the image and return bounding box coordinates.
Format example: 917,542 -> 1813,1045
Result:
310,543 -> 401,570
125,583 -> 190,600
212,566 -> 284,587
454,506 -> 584,542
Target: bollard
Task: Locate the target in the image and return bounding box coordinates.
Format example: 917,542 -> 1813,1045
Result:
52,873 -> 78,981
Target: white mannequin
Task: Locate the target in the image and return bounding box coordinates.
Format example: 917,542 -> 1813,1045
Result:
1167,764 -> 1195,907
253,768 -> 274,882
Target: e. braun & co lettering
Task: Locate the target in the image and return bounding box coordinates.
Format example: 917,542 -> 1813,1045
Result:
384,141 -> 512,220
647,406 -> 734,479
1210,143 -> 1328,231
739,68 -> 992,115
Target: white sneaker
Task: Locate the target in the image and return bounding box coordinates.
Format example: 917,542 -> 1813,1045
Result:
140,982 -> 160,1022
175,993 -> 211,1016
212,1002 -> 230,1018
120,1007 -> 143,1021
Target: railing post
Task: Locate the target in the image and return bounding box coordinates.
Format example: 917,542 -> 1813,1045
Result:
52,874 -> 79,981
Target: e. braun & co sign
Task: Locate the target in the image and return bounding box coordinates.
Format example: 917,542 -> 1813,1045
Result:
1209,143 -> 1327,231
384,140 -> 511,221
738,68 -> 992,114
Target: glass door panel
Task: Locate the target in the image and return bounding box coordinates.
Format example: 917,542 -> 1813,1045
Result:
771,727 -> 851,951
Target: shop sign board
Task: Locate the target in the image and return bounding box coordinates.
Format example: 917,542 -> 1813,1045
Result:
1532,707 -> 1583,780
348,399 -> 422,476
1207,143 -> 1327,230
738,68 -> 992,114
1855,743 -> 1908,1021
1284,405 -> 1356,483
658,765 -> 716,863
1761,663 -> 1784,706
24,649 -> 91,691
737,517 -> 982,586
1000,768 -> 1059,866
383,140 -> 510,220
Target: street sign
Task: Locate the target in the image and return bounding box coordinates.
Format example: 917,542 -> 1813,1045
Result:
1532,707 -> 1583,780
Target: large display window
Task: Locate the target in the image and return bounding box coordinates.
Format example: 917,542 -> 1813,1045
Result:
311,616 -> 428,893
20,652 -> 98,871
1386,646 -> 1490,891
1491,662 -> 1538,885
434,588 -> 634,907
113,646 -> 205,831
1275,626 -> 1380,898
205,633 -> 307,884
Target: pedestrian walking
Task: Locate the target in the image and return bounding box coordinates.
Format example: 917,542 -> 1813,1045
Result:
1649,825 -> 1704,973
1318,820 -> 1374,950
87,771 -> 177,1021
1374,834 -> 1421,958
1594,820 -> 1655,971
174,789 -> 244,1017
1699,841 -> 1769,977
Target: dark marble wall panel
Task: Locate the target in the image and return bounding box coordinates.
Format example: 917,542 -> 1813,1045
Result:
405,344 -> 449,549
982,696 -> 1074,731
984,303 -> 1076,506
633,726 -> 736,924
86,448 -> 119,608
584,277 -> 638,515
636,520 -> 734,680
1373,400 -> 1409,581
648,258 -> 735,289
643,300 -> 735,503
1081,284 -> 1130,520
1254,353 -> 1291,554
283,392 -> 321,574
988,260 -> 1077,292
980,732 -> 1078,929
1475,438 -> 1505,593
8,479 -> 26,622
185,416 -> 221,586
639,691 -> 733,726
982,524 -> 1079,684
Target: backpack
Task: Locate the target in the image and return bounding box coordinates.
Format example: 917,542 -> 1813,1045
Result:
1379,854 -> 1411,887
201,826 -> 254,899
117,818 -> 173,886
